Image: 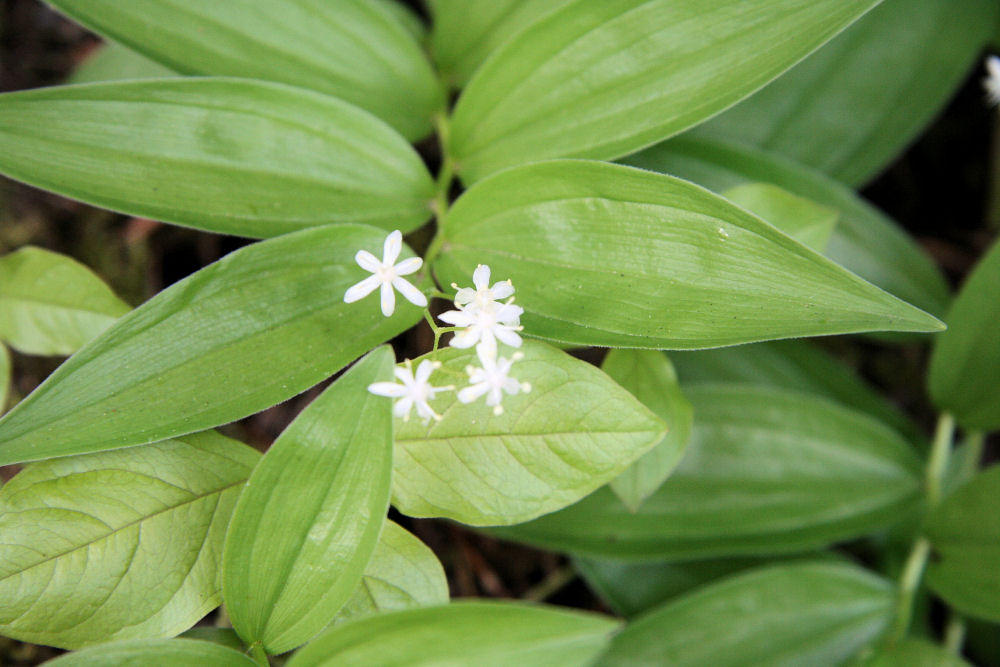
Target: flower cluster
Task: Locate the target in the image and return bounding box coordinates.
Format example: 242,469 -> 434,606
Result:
344,231 -> 530,422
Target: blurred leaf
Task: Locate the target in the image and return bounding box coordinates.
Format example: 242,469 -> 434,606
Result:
602,350 -> 691,511
373,0 -> 427,42
624,134 -> 950,318
929,239 -> 1000,430
925,466 -> 1000,623
42,638 -> 257,666
0,79 -> 434,238
0,432 -> 259,649
492,385 -> 923,560
0,224 -> 424,466
0,344 -> 9,412
393,341 -> 666,526
68,41 -> 177,84
722,182 -> 838,252
596,562 -> 894,667
224,348 -> 394,655
449,0 -> 882,182
670,339 -> 923,444
177,628 -> 245,652
852,639 -> 973,667
435,160 -> 943,350
428,0 -> 571,87
287,602 -> 619,667
698,0 -> 998,185
0,246 -> 129,356
48,0 -> 444,140
332,520 -> 449,626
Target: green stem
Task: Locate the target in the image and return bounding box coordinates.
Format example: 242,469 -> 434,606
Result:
425,112 -> 456,271
524,566 -> 576,602
944,612 -> 967,655
422,310 -> 459,350
960,431 -> 985,481
249,642 -> 269,666
926,412 -> 955,508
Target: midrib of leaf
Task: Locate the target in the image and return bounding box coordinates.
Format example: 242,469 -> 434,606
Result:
0,476 -> 246,584
397,427 -> 662,446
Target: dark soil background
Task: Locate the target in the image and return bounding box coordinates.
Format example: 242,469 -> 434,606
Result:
0,0 -> 998,664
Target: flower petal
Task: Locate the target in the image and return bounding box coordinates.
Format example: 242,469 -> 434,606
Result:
494,326 -> 523,348
496,303 -> 524,324
393,396 -> 414,419
343,275 -> 381,303
415,359 -> 435,384
458,383 -> 489,404
392,276 -> 428,308
380,280 -> 396,317
449,329 -> 480,349
472,264 -> 491,290
394,365 -> 414,383
368,382 -> 408,397
438,309 -> 476,327
491,281 -> 515,300
394,256 -> 423,276
354,249 -> 382,273
383,230 -> 403,265
453,287 -> 475,307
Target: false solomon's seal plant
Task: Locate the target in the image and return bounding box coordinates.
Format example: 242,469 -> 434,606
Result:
0,0 -> 996,665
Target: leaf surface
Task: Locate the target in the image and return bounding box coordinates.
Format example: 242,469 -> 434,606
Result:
42,638 -> 256,666
435,160 -> 942,350
492,385 -> 923,560
393,340 -> 666,526
47,0 -> 444,139
0,246 -> 129,356
68,41 -> 177,84
224,348 -> 394,654
0,79 -> 434,238
0,344 -> 9,412
449,0 -> 882,182
0,224 -> 424,465
853,639 -> 973,667
722,182 -> 837,252
0,432 -> 259,648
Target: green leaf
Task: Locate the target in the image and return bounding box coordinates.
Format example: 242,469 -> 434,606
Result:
0,431 -> 259,649
435,160 -> 943,350
699,0 -> 998,186
0,224 -> 424,466
492,385 -> 923,560
0,79 -> 434,238
393,340 -> 666,526
448,0 -> 882,183
178,627 -> 245,652
852,639 -> 973,667
373,0 -> 427,43
0,344 -> 9,413
624,134 -> 950,318
670,339 -> 923,444
287,601 -> 619,667
68,41 -> 177,84
596,562 -> 894,667
602,350 -> 691,511
0,246 -> 130,356
428,0 -> 572,87
929,239 -> 1000,430
332,520 -> 449,626
722,183 -> 838,253
47,0 -> 444,140
925,466 -> 1000,623
42,638 -> 257,666
224,348 -> 394,655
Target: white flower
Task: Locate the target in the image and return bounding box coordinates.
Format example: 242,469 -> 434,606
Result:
440,264 -> 523,357
457,346 -> 531,416
985,55 -> 1000,107
368,359 -> 453,423
344,230 -> 427,317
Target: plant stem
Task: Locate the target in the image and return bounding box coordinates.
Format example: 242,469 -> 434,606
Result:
959,430 -> 985,482
425,112 -> 456,271
524,566 -> 576,602
422,310 -> 458,350
889,412 -> 955,644
249,642 -> 269,666
944,612 -> 967,655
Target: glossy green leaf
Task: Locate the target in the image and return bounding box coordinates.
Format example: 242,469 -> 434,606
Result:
670,339 -> 922,444
47,0 -> 444,140
602,350 -> 691,511
597,562 -> 894,667
0,246 -> 130,356
722,183 -> 837,253
492,385 -> 923,560
449,0 -> 882,183
393,340 -> 665,526
42,638 -> 257,667
333,520 -> 449,626
699,0 -> 998,185
428,0 -> 571,87
0,79 -> 434,238
929,240 -> 1000,430
68,41 -> 177,84
925,466 -> 1000,623
624,134 -> 950,318
0,344 -> 9,412
853,639 -> 973,667
224,348 -> 393,654
0,431 -> 259,649
0,224 -> 424,466
435,160 -> 943,350
288,601 -> 619,667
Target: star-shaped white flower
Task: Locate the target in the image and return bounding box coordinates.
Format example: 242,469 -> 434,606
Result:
344,230 -> 427,317
368,359 -> 453,423
457,346 -> 531,416
440,264 -> 523,357
985,55 -> 1000,107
